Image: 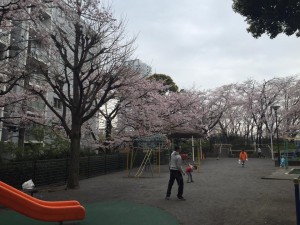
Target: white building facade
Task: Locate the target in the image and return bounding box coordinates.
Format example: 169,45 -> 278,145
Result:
0,2 -> 100,149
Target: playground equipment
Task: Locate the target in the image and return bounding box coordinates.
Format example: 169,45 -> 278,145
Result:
126,132 -> 204,176
126,135 -> 169,178
127,146 -> 163,178
135,148 -> 153,177
0,181 -> 85,224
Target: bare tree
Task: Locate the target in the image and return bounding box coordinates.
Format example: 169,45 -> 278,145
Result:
26,0 -> 135,189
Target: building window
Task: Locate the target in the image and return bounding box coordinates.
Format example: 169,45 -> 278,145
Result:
53,97 -> 62,109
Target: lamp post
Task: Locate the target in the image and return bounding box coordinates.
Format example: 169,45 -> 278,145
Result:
272,105 -> 280,166
270,128 -> 274,160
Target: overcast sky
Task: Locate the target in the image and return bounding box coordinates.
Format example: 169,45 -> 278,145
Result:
112,0 -> 300,90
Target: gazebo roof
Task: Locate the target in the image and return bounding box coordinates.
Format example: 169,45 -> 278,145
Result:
167,129 -> 203,139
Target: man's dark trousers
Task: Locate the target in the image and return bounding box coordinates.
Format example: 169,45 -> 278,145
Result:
166,170 -> 184,198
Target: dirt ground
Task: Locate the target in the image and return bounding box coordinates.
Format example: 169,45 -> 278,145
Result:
15,158 -> 299,225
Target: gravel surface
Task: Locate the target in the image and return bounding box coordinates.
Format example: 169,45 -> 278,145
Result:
33,158 -> 297,225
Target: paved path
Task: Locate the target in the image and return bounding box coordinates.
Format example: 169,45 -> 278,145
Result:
1,158 -> 298,225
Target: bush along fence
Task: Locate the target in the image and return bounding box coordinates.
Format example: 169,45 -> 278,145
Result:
0,150 -> 170,189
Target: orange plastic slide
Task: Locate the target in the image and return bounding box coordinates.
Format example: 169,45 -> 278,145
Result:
0,181 -> 85,222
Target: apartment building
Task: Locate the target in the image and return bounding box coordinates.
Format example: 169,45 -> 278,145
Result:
0,2 -> 99,149
126,59 -> 152,77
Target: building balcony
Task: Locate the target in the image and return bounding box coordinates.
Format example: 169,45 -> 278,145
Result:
28,48 -> 49,68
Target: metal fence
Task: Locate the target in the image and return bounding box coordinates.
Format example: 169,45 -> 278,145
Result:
0,153 -> 128,188
0,150 -> 170,189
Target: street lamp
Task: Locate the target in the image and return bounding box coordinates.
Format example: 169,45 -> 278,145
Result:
271,105 -> 280,166
270,128 -> 274,160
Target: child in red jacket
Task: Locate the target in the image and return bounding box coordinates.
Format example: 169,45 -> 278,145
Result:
186,164 -> 197,183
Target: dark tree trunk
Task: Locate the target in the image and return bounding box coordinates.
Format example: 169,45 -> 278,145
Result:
105,118 -> 112,140
67,117 -> 81,189
18,125 -> 25,149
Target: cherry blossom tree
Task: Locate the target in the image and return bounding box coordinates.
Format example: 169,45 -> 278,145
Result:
98,71 -> 166,142
204,84 -> 236,137
116,79 -> 168,138
23,0 -> 135,189
276,76 -> 300,135
118,86 -> 216,140
215,76 -> 300,146
234,78 -> 283,145
115,75 -> 300,150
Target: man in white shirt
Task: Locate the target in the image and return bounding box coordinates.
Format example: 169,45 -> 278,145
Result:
165,146 -> 186,200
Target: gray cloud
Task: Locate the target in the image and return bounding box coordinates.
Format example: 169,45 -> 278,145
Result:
112,0 -> 300,90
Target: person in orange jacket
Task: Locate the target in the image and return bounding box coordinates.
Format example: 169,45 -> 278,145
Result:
239,150 -> 248,167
